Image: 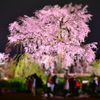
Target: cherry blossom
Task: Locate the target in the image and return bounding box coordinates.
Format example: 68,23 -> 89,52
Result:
7,4 -> 97,73
0,53 -> 9,65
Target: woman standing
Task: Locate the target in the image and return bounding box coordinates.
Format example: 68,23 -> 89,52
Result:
26,76 -> 32,93
46,74 -> 52,97
31,75 -> 36,96
64,76 -> 70,97
74,78 -> 81,97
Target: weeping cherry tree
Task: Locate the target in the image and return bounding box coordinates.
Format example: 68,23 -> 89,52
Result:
7,4 -> 97,73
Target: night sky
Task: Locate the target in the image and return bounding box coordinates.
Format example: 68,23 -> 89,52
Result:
0,0 -> 100,59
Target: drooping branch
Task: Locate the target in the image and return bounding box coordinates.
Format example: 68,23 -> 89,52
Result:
7,4 -> 97,73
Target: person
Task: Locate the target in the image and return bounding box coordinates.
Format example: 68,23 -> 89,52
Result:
26,76 -> 32,93
37,75 -> 44,95
0,74 -> 2,96
89,76 -> 98,96
53,75 -> 58,95
64,76 -> 70,97
69,75 -> 74,95
31,75 -> 36,96
74,78 -> 81,97
51,75 -> 58,95
46,74 -> 52,97
50,75 -> 55,93
95,77 -> 100,96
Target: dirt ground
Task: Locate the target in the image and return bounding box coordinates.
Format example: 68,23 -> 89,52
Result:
0,93 -> 100,100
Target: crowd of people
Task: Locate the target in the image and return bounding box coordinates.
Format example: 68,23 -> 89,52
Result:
26,73 -> 59,97
25,73 -> 100,98
46,74 -> 82,98
0,72 -> 100,98
26,73 -> 44,96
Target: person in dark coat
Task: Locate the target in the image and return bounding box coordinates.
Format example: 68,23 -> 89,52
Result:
37,75 -> 44,95
89,76 -> 98,96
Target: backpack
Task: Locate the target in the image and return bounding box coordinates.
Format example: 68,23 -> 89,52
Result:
76,80 -> 81,87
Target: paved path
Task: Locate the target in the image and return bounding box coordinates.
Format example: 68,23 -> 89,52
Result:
0,93 -> 99,100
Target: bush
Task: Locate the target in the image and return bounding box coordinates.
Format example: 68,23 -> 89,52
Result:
0,76 -> 48,92
8,77 -> 26,92
0,80 -> 10,88
0,77 -> 26,92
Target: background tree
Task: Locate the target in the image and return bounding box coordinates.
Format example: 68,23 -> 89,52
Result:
91,59 -> 100,76
14,53 -> 45,78
7,4 -> 97,73
0,53 -> 9,78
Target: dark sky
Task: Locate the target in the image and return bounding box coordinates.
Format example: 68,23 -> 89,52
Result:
0,0 -> 100,58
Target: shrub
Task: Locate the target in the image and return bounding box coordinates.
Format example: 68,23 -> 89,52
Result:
91,60 -> 100,76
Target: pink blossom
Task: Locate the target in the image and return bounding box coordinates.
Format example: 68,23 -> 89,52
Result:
7,4 -> 97,73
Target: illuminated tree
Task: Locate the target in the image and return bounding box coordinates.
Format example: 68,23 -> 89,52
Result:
7,4 -> 97,73
91,60 -> 100,76
0,53 -> 9,78
0,53 -> 8,65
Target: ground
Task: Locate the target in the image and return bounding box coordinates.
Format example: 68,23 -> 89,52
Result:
0,93 -> 100,100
